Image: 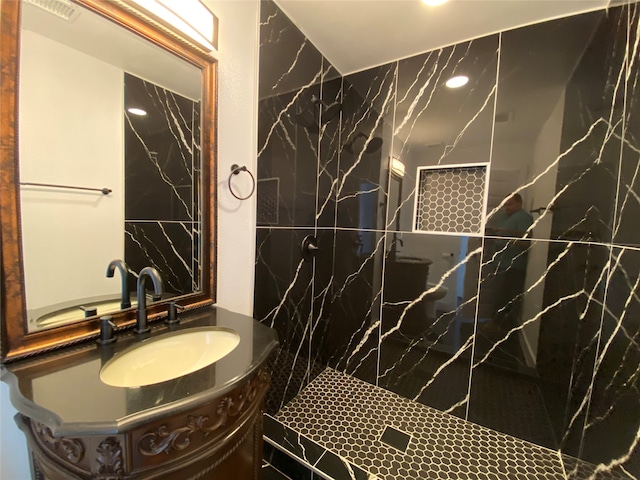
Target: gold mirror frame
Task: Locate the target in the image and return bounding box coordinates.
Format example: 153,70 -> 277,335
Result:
0,0 -> 217,362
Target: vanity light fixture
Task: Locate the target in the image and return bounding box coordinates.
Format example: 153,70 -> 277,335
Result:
123,0 -> 218,52
127,107 -> 148,116
422,0 -> 450,6
445,75 -> 469,89
24,0 -> 82,22
391,157 -> 406,177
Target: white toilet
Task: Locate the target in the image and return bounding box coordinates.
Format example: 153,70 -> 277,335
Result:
423,283 -> 449,319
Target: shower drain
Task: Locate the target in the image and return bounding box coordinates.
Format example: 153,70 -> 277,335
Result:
379,426 -> 411,453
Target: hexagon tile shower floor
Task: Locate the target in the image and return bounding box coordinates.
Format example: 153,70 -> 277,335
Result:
274,368 -> 630,480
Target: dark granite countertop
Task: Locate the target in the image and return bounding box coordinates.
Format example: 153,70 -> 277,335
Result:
1,306 -> 278,437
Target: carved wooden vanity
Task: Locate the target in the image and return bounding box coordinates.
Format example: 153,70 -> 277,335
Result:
19,368 -> 269,479
2,307 -> 278,480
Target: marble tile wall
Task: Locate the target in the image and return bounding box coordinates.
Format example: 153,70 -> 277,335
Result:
255,0 -> 640,475
124,73 -> 200,296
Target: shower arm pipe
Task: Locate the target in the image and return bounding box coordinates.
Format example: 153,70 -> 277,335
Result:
20,182 -> 112,195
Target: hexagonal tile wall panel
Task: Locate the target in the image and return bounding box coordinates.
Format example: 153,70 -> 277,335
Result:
257,177 -> 280,225
414,164 -> 487,235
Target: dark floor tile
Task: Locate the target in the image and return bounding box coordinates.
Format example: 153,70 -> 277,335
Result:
263,463 -> 294,480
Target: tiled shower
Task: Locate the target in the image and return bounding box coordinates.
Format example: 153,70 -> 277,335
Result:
254,1 -> 640,478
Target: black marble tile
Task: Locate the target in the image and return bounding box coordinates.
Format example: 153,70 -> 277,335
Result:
337,63 -> 396,230
264,443 -> 315,480
259,0 -> 324,100
579,246 -> 640,476
310,228 -> 336,366
378,232 -> 476,417
264,414 -> 326,467
257,0 -> 324,228
317,70 -> 342,229
314,451 -> 370,480
254,228 -> 314,334
488,12 -> 606,242
548,8 -> 627,245
394,35 -> 498,166
318,228 -> 383,384
613,4 -> 640,247
391,35 -> 498,237
124,73 -> 198,223
265,345 -> 324,416
474,237 -> 534,369
562,454 -> 634,480
381,232 -> 471,341
255,227 -> 316,412
380,337 -> 471,420
262,463 -> 293,480
257,88 -> 321,227
465,238 -> 610,455
124,221 -> 198,295
265,406 -> 381,480
536,241 -> 609,457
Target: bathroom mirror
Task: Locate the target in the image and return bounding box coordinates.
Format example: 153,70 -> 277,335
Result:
0,0 -> 217,361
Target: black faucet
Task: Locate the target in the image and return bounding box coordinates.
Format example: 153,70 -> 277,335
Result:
135,267 -> 163,334
106,259 -> 131,309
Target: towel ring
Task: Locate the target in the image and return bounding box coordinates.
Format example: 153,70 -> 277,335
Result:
228,164 -> 256,200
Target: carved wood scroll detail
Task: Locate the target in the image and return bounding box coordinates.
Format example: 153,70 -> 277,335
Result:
96,437 -> 124,479
138,368 -> 269,457
32,421 -> 85,464
138,413 -> 227,456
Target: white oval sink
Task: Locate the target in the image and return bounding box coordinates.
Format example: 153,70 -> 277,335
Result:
100,327 -> 240,387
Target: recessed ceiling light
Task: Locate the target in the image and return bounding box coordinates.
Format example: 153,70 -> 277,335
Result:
127,107 -> 147,116
422,0 -> 449,6
445,75 -> 469,89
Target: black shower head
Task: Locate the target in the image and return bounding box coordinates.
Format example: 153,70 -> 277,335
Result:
322,102 -> 342,123
312,95 -> 342,123
367,136 -> 383,153
344,132 -> 384,155
290,108 -> 318,129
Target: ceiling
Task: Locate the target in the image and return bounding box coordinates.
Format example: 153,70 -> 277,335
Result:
274,0 -> 611,75
22,1 -> 201,100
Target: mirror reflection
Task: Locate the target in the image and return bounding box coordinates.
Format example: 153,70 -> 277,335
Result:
19,0 -> 202,332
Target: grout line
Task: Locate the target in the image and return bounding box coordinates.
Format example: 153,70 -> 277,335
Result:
263,461 -> 295,480
255,225 -> 640,252
265,413 -> 370,480
265,435 -> 340,480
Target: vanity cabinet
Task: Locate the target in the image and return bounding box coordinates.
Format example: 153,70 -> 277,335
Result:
18,367 -> 269,479
2,307 -> 279,480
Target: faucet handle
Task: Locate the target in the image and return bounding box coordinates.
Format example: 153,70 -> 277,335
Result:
81,306 -> 98,318
97,316 -> 117,345
301,235 -> 319,261
166,302 -> 184,325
